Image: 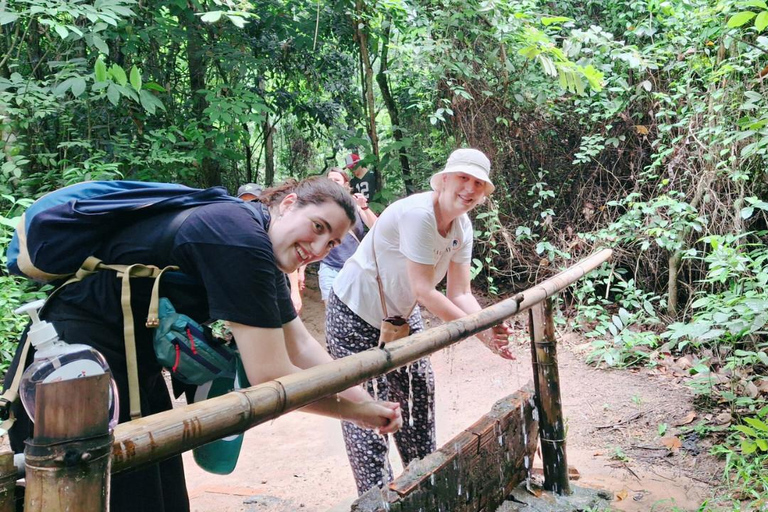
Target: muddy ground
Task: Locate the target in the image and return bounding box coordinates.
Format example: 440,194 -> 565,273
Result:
184,273 -> 722,512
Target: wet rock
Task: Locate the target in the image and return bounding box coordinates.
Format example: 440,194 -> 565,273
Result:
500,483 -> 612,511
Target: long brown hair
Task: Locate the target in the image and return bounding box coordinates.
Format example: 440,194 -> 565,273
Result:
259,177 -> 357,224
326,167 -> 350,186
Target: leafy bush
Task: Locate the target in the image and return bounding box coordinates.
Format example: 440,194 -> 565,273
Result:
711,408 -> 768,510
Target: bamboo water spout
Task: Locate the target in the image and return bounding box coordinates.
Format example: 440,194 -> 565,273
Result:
112,249 -> 612,474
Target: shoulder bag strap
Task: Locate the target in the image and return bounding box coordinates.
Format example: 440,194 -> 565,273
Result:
371,223 -> 417,320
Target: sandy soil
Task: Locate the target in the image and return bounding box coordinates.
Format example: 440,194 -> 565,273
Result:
184,273 -> 722,512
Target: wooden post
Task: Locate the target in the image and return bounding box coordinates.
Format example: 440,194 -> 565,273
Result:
0,451 -> 16,512
529,298 -> 571,495
24,374 -> 112,512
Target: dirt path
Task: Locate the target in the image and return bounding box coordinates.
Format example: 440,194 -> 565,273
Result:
185,275 -> 721,511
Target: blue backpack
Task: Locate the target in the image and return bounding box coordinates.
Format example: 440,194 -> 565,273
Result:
3,180 -> 248,425
7,180 -> 238,282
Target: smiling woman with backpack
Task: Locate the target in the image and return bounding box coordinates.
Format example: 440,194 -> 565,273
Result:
4,176 -> 402,512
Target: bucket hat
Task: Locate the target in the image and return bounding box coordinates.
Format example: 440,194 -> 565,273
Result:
430,148 -> 495,195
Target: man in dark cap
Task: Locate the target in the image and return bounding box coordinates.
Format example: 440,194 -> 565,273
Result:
237,183 -> 263,201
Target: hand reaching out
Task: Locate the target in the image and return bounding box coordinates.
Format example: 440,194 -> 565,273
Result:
477,321 -> 516,360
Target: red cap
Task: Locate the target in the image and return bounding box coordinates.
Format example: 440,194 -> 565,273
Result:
345,153 -> 361,169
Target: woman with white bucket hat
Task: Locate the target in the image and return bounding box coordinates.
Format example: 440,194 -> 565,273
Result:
326,148 -> 515,495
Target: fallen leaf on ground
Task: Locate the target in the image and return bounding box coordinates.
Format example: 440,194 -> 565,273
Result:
674,411 -> 696,426
661,436 -> 682,451
715,412 -> 731,425
744,381 -> 759,399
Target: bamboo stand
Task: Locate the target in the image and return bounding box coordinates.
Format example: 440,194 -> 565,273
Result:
0,451 -> 15,512
24,374 -> 113,512
529,298 -> 570,495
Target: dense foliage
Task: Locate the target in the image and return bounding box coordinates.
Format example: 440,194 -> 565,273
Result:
2,0 -> 768,508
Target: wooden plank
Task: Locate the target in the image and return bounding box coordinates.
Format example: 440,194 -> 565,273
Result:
353,385 -> 538,512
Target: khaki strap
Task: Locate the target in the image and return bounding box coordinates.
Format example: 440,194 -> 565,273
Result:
0,331 -> 33,432
120,264 -> 143,420
116,263 -> 177,420
146,265 -> 179,328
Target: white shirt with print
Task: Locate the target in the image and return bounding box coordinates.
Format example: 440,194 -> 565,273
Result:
333,191 -> 473,328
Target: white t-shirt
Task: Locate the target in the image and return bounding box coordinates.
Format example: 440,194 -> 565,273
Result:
333,192 -> 474,328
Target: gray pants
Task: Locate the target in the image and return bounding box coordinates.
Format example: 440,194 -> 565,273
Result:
325,291 -> 436,495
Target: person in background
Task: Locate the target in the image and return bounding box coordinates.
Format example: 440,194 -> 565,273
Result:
317,167 -> 377,304
239,182 -> 304,314
326,148 -> 515,495
346,153 -> 376,202
237,182 -> 263,202
6,177 -> 403,512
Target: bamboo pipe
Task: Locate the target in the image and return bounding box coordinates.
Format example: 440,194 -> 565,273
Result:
25,374 -> 112,512
530,299 -> 570,495
112,249 -> 612,474
0,452 -> 15,512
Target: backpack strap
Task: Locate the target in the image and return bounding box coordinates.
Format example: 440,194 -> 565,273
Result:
117,263 -> 178,420
0,333 -> 32,432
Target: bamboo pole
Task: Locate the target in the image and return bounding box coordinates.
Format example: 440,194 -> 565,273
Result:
529,299 -> 570,495
112,249 -> 612,474
24,374 -> 112,512
0,451 -> 15,512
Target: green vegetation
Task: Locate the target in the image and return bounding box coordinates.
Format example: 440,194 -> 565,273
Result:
2,0 -> 768,507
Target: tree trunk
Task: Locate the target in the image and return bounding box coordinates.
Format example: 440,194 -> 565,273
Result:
243,123 -> 253,183
375,20 -> 415,195
667,252 -> 680,316
666,171 -> 714,317
354,0 -> 381,193
264,113 -> 275,187
178,5 -> 221,187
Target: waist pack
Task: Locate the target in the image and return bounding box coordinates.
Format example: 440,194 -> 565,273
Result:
154,298 -> 237,386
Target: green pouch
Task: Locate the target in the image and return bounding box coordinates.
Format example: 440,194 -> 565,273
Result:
153,298 -> 237,386
192,358 -> 250,474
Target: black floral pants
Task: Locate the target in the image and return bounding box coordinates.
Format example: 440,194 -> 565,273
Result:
325,291 -> 436,495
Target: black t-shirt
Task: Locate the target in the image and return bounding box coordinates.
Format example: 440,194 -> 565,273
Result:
350,170 -> 376,201
45,201 -> 296,356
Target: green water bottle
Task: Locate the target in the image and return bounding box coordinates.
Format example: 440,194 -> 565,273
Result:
192,357 -> 249,474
